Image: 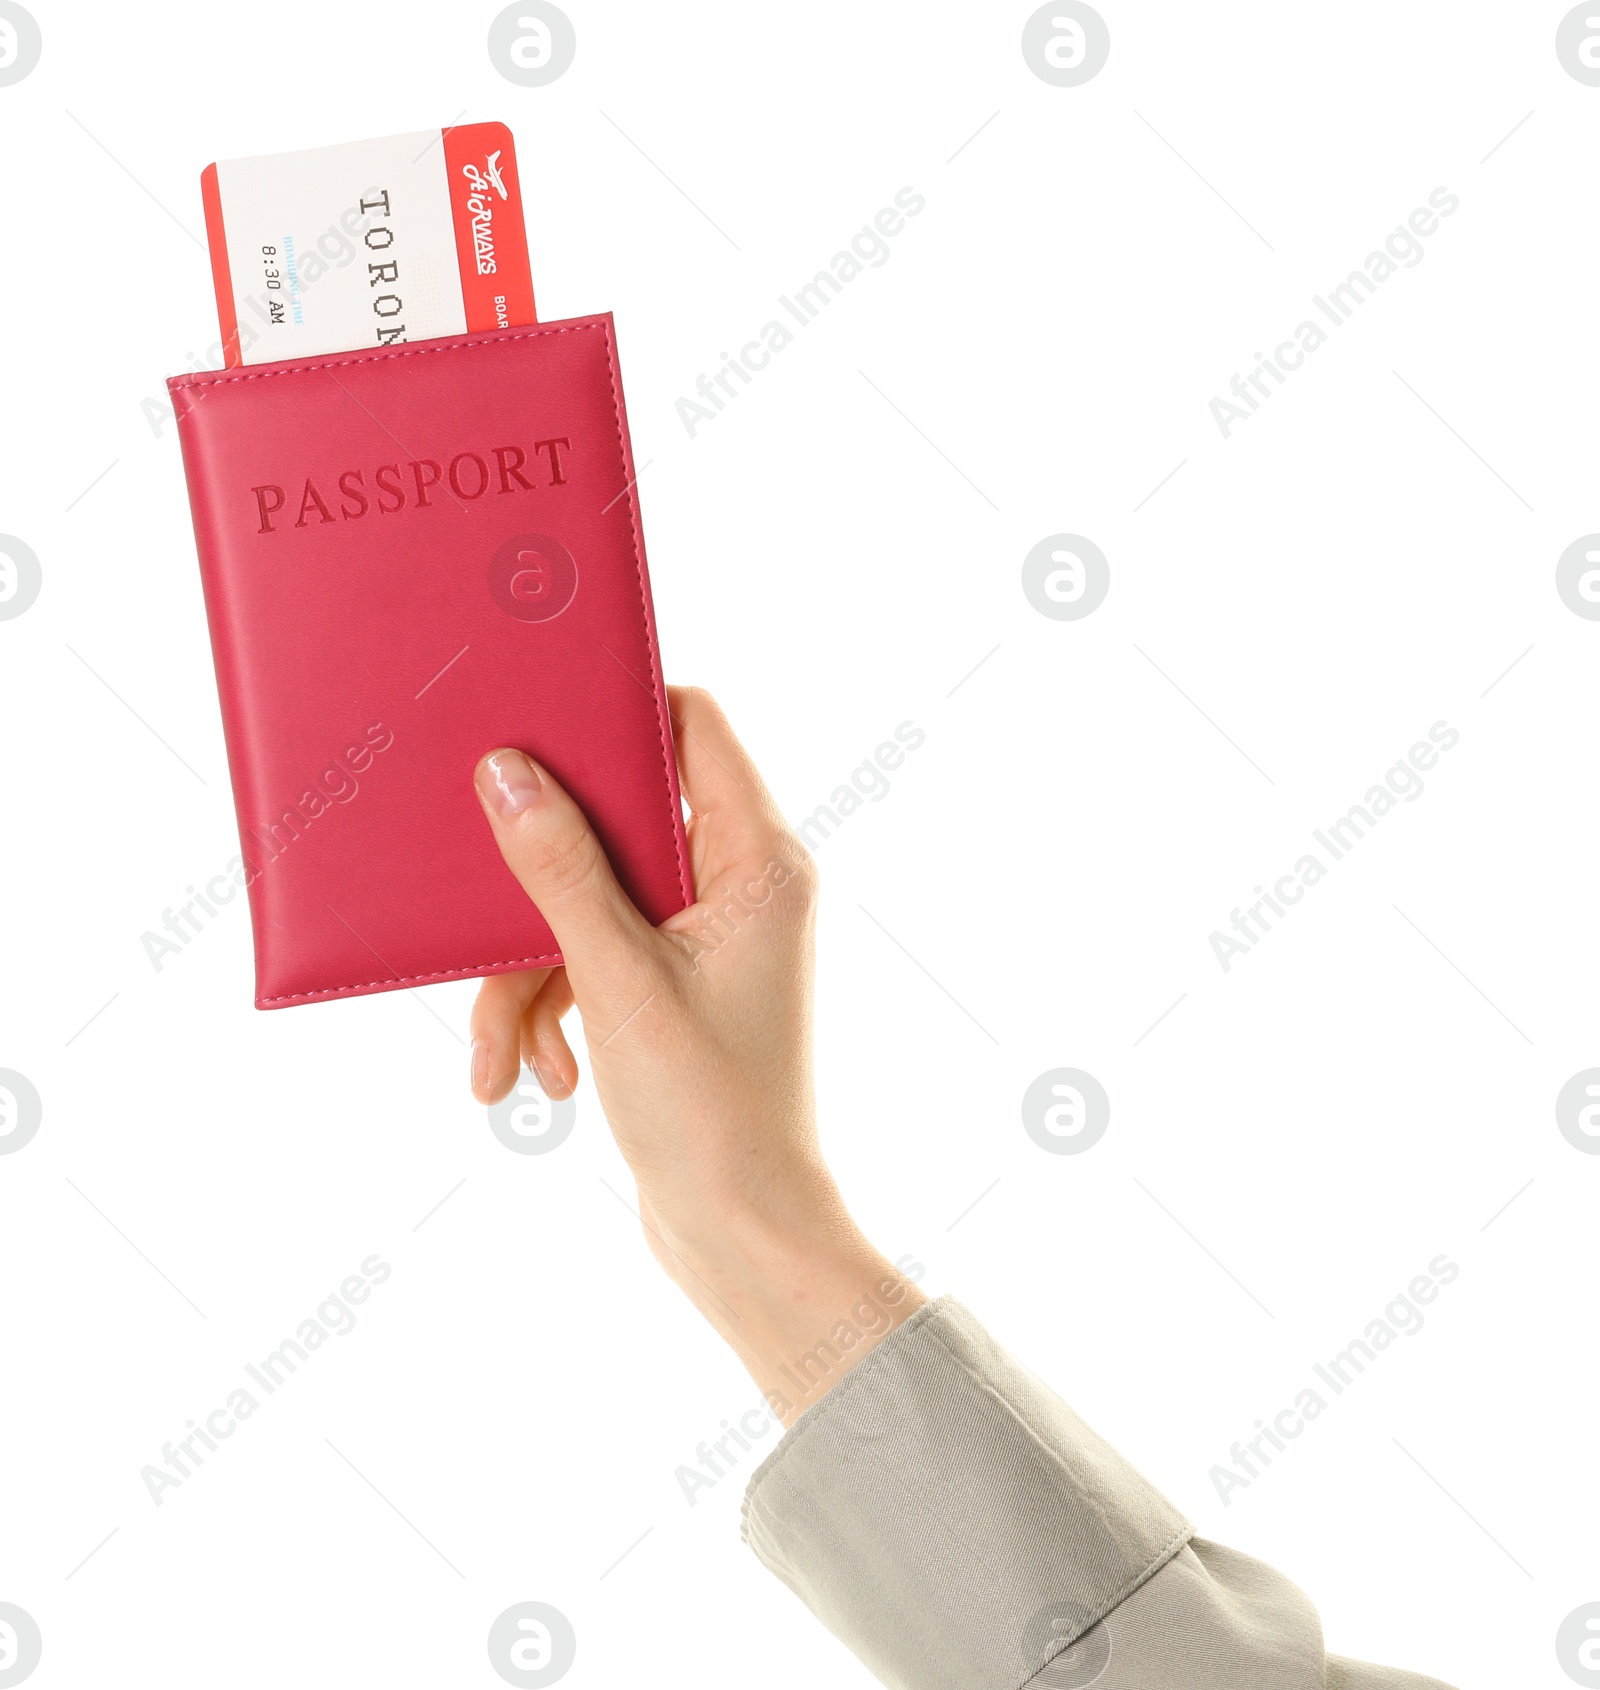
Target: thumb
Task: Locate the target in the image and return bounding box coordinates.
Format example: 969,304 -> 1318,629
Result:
474,749 -> 658,980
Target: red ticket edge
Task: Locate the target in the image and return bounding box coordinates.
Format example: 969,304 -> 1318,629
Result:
442,121 -> 537,332
200,164 -> 243,368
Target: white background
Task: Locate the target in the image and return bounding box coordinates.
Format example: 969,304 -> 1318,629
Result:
1,4 -> 1595,1687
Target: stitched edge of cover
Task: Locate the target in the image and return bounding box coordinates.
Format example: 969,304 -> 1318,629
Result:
595,313 -> 693,910
258,952 -> 564,1007
167,322 -> 599,387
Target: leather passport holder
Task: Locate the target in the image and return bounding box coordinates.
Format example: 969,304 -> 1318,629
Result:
168,315 -> 692,1009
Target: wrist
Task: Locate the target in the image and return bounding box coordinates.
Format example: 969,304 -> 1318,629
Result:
657,1194 -> 927,1427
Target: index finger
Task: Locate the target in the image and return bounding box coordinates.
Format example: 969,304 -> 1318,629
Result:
667,686 -> 789,843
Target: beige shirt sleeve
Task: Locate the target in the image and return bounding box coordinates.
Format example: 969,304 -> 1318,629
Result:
741,1297 -> 1456,1690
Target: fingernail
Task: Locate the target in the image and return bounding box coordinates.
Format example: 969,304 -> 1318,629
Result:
529,1061 -> 553,1096
478,750 -> 542,816
471,1039 -> 489,1095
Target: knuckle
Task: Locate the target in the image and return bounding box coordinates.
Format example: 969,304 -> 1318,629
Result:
780,840 -> 820,904
521,819 -> 602,902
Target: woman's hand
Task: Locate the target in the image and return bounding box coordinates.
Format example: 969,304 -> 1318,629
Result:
468,686 -> 924,1422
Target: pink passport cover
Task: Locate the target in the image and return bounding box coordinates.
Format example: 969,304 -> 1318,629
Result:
168,315 -> 691,1009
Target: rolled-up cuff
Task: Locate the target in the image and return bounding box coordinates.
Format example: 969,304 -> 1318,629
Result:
741,1296 -> 1192,1690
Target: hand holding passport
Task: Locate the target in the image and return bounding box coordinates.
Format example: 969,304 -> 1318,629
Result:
172,125 -> 691,1007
